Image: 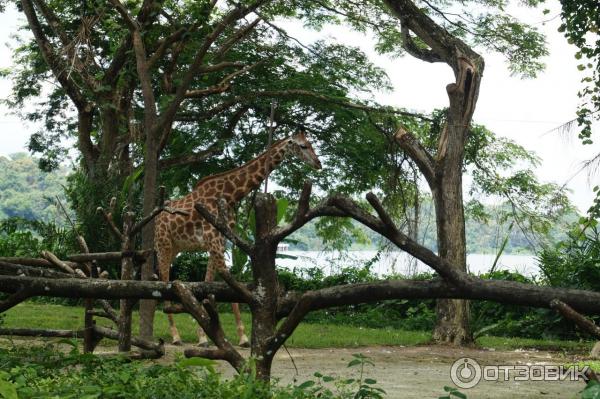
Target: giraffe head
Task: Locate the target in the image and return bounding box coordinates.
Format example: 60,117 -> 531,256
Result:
287,130 -> 322,170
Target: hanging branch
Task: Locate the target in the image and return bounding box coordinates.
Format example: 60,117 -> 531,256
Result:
172,282 -> 245,371
0,289 -> 33,313
551,299 -> 600,339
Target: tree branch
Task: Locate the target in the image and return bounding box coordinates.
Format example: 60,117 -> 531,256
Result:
551,299 -> 600,339
20,0 -> 89,111
0,289 -> 32,312
173,282 -> 245,371
154,0 -> 271,142
394,125 -> 436,185
193,201 -> 254,255
400,23 -> 444,63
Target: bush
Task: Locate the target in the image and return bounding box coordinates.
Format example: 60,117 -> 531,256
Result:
278,265 -> 592,340
538,220 -> 600,291
0,217 -> 77,258
0,344 -> 386,399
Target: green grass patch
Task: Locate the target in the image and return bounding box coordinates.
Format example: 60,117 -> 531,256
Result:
1,302 -> 593,352
1,302 -> 431,348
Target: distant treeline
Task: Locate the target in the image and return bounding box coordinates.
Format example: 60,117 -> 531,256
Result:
290,200 -> 577,254
0,153 -> 69,222
0,154 -> 576,254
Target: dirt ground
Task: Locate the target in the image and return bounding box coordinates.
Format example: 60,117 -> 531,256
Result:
156,343 -> 587,398
4,338 -> 590,398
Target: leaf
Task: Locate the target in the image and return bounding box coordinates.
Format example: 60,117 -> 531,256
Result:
0,379 -> 18,399
177,357 -> 216,370
347,359 -> 362,367
451,390 -> 467,399
364,378 -> 377,384
297,380 -> 316,389
122,167 -> 144,196
276,198 -> 289,225
583,381 -> 600,399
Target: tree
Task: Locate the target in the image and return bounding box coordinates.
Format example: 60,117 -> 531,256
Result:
556,1 -> 600,220
5,0 -> 397,339
288,0 -> 547,344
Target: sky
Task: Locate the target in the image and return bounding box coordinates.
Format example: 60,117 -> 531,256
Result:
0,1 -> 597,212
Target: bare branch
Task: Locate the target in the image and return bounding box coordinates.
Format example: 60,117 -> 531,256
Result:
400,24 -> 443,63
97,206 -> 124,241
41,251 -> 75,274
173,282 -> 245,371
551,299 -> 600,339
394,126 -> 436,185
193,202 -> 254,255
0,289 -> 32,312
213,17 -> 262,61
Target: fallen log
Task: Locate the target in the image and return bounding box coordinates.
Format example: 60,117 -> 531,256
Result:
67,251 -> 151,263
3,274 -> 600,318
0,257 -> 79,270
0,328 -> 83,338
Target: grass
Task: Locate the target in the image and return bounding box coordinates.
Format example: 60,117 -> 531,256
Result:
0,302 -> 431,348
0,302 -> 594,352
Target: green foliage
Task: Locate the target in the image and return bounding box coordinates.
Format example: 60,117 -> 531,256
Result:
558,0 -> 599,144
278,265 -> 590,340
538,220 -> 600,291
295,354 -> 385,399
0,344 -> 386,399
439,386 -> 468,399
295,0 -> 549,78
583,380 -> 600,399
0,217 -> 77,258
0,154 -> 69,221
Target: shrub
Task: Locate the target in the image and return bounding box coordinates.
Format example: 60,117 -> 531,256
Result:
0,344 -> 387,399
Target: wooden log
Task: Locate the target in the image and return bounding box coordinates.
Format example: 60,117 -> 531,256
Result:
67,251 -> 151,263
41,251 -> 75,274
0,290 -> 32,313
93,325 -> 164,355
0,261 -> 81,279
0,257 -> 79,269
550,299 -> 600,338
0,328 -> 83,338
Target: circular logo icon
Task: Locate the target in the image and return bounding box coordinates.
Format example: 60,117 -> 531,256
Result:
450,357 -> 482,389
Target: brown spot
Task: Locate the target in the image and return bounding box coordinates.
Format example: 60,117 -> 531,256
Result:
224,181 -> 235,193
185,222 -> 194,235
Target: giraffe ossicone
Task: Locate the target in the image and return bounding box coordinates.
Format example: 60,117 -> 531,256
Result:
155,131 -> 322,346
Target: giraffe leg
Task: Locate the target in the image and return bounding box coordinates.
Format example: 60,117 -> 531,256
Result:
207,243 -> 249,348
157,244 -> 182,345
232,302 -> 249,347
196,260 -> 214,347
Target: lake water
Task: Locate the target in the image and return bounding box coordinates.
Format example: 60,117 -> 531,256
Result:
275,250 -> 539,278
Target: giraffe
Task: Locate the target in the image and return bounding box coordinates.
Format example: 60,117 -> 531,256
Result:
155,131 -> 322,346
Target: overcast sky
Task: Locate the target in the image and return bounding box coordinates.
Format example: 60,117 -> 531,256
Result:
0,1 -> 597,212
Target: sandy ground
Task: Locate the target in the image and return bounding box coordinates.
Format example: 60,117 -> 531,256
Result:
155,343 -> 588,398
3,338 -> 590,398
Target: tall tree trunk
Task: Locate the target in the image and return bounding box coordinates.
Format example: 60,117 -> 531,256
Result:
431,171 -> 471,344
139,135 -> 159,339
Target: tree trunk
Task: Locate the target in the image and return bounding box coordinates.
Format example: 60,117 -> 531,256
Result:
139,136 -> 159,340
431,174 -> 471,345
250,193 -> 280,382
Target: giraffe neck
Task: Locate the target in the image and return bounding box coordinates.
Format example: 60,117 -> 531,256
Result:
195,138 -> 292,204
